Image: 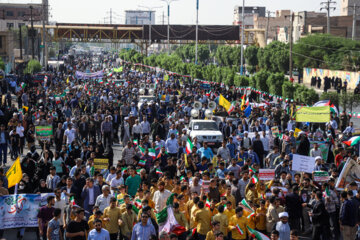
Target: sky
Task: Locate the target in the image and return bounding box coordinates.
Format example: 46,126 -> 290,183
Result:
2,0 -> 341,25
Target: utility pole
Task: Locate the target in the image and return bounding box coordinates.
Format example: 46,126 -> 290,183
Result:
195,0 -> 199,64
285,12 -> 302,81
30,6 -> 35,60
161,0 -> 178,55
349,4 -> 360,40
42,0 -> 46,68
162,11 -> 165,25
110,8 -> 112,24
19,24 -> 23,60
320,0 -> 336,34
240,0 -> 245,75
265,10 -> 274,45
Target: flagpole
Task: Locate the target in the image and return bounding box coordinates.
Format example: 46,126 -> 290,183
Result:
14,184 -> 18,195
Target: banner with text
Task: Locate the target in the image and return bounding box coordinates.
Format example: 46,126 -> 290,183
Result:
296,106 -> 330,123
35,126 -> 53,141
292,154 -> 315,173
0,193 -> 54,229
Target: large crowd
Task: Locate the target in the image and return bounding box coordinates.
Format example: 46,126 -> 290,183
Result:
0,52 -> 359,240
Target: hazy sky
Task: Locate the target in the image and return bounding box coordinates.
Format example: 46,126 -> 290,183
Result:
2,0 -> 341,25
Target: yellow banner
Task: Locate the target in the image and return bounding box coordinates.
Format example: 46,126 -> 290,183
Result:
296,106 -> 330,123
94,158 -> 109,170
219,94 -> 231,112
6,157 -> 22,188
294,128 -> 302,138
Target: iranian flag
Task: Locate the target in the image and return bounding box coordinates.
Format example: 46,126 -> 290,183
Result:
138,146 -> 146,156
98,79 -> 104,84
247,211 -> 255,219
69,196 -> 76,206
21,82 -> 26,89
205,198 -> 211,208
138,160 -> 146,167
249,166 -> 257,173
186,138 -> 194,154
323,186 -> 331,198
90,166 -> 95,177
136,169 -> 141,174
239,199 -> 254,213
247,226 -> 270,240
133,139 -> 138,145
343,136 -> 360,146
149,148 -> 156,160
156,194 -> 186,236
156,169 -> 163,175
134,199 -> 142,209
251,175 -> 259,184
227,101 -> 236,115
235,224 -> 244,235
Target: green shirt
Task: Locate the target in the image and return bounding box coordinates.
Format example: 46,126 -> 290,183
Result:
125,174 -> 141,197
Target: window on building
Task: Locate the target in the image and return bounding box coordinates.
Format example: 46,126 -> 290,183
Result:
6,22 -> 14,29
0,37 -> 2,49
18,11 -> 25,17
6,11 -> 14,17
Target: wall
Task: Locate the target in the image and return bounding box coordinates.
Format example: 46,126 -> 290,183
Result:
303,67 -> 360,90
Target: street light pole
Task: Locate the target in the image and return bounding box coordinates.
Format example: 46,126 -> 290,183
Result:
161,0 -> 178,55
138,6 -> 161,56
195,0 -> 199,64
240,0 -> 245,75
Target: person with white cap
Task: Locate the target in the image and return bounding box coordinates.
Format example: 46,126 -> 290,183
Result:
275,212 -> 290,240
313,156 -> 327,171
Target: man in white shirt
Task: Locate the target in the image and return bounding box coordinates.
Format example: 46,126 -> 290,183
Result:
310,142 -> 322,158
63,123 -> 76,145
152,181 -> 172,213
54,188 -> 66,230
132,120 -> 142,141
110,170 -> 124,195
261,130 -> 270,156
141,118 -> 151,136
95,185 -> 112,212
16,122 -> 25,155
165,133 -> 179,158
343,122 -> 355,135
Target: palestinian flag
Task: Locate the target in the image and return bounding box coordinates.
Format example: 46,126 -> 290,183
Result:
235,224 -> 244,235
186,138 -> 194,154
134,199 -> 142,209
138,160 -> 146,167
251,175 -> 259,184
239,199 -> 254,213
313,100 -> 338,116
249,166 -> 257,173
139,146 -> 146,156
205,198 -> 211,208
324,186 -> 331,198
156,169 -> 163,175
149,148 -> 156,160
133,139 -> 138,145
343,136 -> 360,146
247,226 -> 270,240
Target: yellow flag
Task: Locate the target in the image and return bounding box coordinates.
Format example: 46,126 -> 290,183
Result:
294,128 -> 302,138
161,95 -> 166,101
66,77 -> 70,84
6,157 -> 22,188
23,106 -> 29,112
164,75 -> 169,81
219,94 -> 231,112
184,153 -> 189,168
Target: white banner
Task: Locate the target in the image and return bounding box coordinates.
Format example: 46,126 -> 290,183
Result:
292,154 -> 315,173
0,193 -> 54,229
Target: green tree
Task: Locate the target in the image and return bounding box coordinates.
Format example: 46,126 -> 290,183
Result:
257,41 -> 289,73
282,81 -> 295,100
244,45 -> 259,73
267,72 -> 286,96
254,70 -> 270,92
320,92 -> 340,107
339,93 -> 360,113
24,59 -> 42,74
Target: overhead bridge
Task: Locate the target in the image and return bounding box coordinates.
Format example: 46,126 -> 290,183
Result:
29,23 -> 265,45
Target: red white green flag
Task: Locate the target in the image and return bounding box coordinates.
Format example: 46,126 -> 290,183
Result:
186,138 -> 194,154
249,166 -> 257,173
247,226 -> 270,240
324,186 -> 331,198
156,169 -> 163,175
239,199 -> 254,213
134,199 -> 142,209
138,160 -> 146,167
251,175 -> 259,184
236,224 -> 244,235
247,211 -> 255,219
138,146 -> 146,156
133,139 -> 138,145
205,198 -> 211,208
148,148 -> 156,160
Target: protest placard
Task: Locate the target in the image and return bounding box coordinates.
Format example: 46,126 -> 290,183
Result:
314,171 -> 329,182
94,158 -> 109,170
271,126 -> 279,136
259,169 -> 275,180
35,126 -> 53,140
202,180 -> 210,193
292,154 -> 315,173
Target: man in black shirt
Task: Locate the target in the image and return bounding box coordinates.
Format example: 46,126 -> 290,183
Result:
66,208 -> 89,240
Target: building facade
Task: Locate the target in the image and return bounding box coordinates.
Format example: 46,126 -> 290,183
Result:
233,6 -> 266,29
125,10 -> 155,25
